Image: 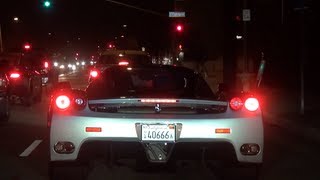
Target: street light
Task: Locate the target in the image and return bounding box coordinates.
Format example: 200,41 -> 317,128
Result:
176,24 -> 183,32
43,1 -> 51,8
13,17 -> 19,22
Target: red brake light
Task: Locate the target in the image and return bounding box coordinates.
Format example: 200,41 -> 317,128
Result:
44,61 -> 49,68
229,97 -> 243,111
244,98 -> 259,111
90,70 -> 98,78
10,73 -> 21,79
118,61 -> 129,66
140,99 -> 177,103
55,95 -> 71,110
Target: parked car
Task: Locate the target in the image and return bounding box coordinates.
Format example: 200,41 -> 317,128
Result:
3,52 -> 43,106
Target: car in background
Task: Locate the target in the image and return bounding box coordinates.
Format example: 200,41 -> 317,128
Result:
0,61 -> 10,121
48,65 -> 263,179
88,49 -> 152,82
2,52 -> 44,106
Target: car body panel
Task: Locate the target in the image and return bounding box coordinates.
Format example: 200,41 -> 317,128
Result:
50,65 -> 264,165
50,104 -> 263,163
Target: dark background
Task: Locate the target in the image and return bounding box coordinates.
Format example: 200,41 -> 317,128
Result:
0,0 -> 318,91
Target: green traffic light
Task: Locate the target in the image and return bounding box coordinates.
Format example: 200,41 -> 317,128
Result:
44,1 -> 51,7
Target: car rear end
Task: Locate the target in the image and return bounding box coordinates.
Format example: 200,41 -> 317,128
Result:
7,66 -> 32,97
49,66 -> 263,179
50,66 -> 263,163
89,50 -> 151,82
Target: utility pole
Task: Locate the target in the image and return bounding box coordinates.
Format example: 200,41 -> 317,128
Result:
298,8 -> 306,116
242,0 -> 249,73
294,0 -> 308,116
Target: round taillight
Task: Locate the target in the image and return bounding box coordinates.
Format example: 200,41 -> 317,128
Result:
55,95 -> 71,110
90,70 -> 98,78
230,97 -> 243,111
244,98 -> 259,111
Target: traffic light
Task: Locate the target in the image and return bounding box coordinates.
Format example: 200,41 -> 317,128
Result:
23,43 -> 32,51
43,0 -> 51,8
176,24 -> 183,32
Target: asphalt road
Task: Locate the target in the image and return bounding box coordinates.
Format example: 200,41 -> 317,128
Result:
0,69 -> 319,180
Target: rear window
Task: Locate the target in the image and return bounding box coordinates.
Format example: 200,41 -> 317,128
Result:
87,67 -> 215,100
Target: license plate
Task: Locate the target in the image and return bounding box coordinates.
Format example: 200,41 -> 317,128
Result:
141,124 -> 175,141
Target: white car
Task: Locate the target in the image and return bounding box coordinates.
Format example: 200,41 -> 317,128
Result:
48,65 -> 263,179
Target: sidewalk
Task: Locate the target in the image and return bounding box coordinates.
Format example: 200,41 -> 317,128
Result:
260,88 -> 320,143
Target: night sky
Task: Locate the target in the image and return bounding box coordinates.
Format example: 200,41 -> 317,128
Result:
1,0 -> 318,91
0,0 -> 174,53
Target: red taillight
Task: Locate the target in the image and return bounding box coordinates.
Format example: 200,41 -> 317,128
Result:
140,99 -> 177,103
10,73 -> 21,79
244,98 -> 259,111
118,61 -> 129,66
55,95 -> 71,110
90,70 -> 98,78
44,61 -> 49,68
229,97 -> 243,111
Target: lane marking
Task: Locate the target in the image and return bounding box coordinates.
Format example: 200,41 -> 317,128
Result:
19,140 -> 43,157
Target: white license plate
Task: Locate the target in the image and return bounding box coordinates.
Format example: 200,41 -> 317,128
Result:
141,124 -> 175,141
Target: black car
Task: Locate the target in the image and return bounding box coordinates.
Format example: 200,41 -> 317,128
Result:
0,63 -> 10,121
2,52 -> 44,106
89,49 -> 152,82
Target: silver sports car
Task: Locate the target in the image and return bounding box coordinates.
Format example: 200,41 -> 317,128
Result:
48,65 -> 263,179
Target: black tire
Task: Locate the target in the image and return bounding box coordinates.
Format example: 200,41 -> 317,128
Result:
0,96 -> 10,122
48,162 -> 88,180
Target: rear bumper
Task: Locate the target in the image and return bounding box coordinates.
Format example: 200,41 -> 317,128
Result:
76,141 -> 238,163
50,112 -> 264,164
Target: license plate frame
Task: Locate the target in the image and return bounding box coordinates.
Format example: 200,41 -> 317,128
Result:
141,124 -> 176,142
